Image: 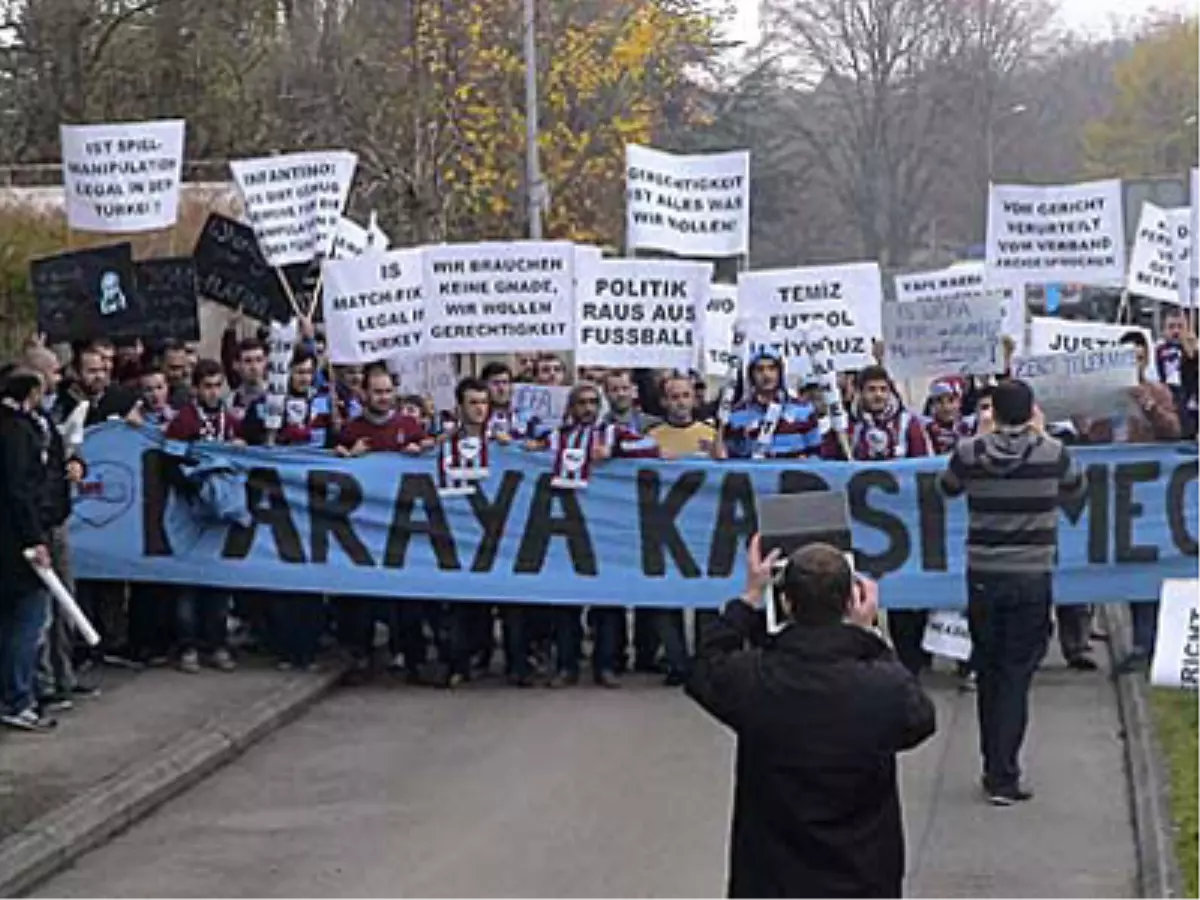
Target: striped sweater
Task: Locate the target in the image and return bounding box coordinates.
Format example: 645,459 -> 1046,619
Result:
938,426 -> 1087,575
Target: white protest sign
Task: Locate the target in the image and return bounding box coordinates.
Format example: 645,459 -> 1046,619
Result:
512,383 -> 571,429
388,353 -> 458,414
625,144 -> 750,257
1190,168 -> 1199,305
1170,207 -> 1197,308
1150,580 -> 1199,690
60,119 -> 185,233
986,179 -> 1126,287
332,214 -> 390,259
575,257 -> 709,370
266,320 -> 297,388
893,262 -> 1023,340
264,319 -> 297,430
921,610 -> 972,662
574,244 -> 604,274
703,284 -> 739,377
882,295 -> 1004,378
1126,201 -> 1180,304
423,241 -> 575,354
739,301 -> 869,374
230,150 -> 357,267
738,263 -> 880,370
1028,317 -> 1152,356
322,248 -> 424,365
1010,348 -> 1138,420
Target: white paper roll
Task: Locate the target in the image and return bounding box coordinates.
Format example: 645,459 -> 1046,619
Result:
24,549 -> 101,646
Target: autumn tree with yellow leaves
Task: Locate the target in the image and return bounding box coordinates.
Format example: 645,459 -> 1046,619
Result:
1083,15 -> 1199,179
0,0 -> 718,249
336,0 -> 716,246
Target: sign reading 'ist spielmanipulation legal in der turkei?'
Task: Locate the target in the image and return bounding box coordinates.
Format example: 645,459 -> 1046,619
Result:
60,119 -> 185,233
986,179 -> 1126,287
625,144 -> 750,258
422,241 -> 575,354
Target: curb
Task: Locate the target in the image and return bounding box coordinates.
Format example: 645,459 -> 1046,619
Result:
1100,604 -> 1184,899
0,664 -> 346,898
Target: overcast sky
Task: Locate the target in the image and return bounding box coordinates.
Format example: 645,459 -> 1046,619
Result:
728,0 -> 1197,44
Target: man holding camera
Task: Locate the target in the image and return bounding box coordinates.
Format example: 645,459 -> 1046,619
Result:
687,536 -> 936,898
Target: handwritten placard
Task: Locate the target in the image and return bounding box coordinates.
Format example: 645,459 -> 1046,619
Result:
882,295 -> 1004,378
512,383 -> 571,429
1010,348 -> 1138,420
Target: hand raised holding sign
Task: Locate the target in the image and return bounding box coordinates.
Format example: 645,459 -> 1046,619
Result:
739,533 -> 782,609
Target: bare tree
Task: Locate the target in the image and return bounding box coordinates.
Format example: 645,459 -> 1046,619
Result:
759,0 -> 1053,265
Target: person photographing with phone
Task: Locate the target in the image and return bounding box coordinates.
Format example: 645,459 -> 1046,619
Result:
687,535 -> 936,899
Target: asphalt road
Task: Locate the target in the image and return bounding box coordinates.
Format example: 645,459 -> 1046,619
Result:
34,663 -> 1136,898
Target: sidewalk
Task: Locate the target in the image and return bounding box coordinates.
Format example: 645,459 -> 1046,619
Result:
904,649 -> 1138,898
0,658 -> 343,896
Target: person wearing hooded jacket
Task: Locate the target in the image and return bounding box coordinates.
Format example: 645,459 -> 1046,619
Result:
719,346 -> 822,460
0,369 -> 57,731
939,380 -> 1087,805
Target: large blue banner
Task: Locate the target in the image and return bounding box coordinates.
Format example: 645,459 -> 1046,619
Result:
68,424 -> 1198,609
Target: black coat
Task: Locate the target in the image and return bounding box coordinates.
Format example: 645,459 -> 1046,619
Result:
53,383 -> 138,428
33,407 -> 82,530
687,601 -> 937,899
0,403 -> 50,596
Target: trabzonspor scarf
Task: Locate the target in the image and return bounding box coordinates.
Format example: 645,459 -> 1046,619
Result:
851,397 -> 912,460
1157,340 -> 1184,388
193,402 -> 228,442
438,424 -> 490,496
551,424 -> 599,490
926,415 -> 974,455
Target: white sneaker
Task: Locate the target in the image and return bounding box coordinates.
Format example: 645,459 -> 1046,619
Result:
1,707 -> 57,732
179,649 -> 201,674
211,648 -> 236,672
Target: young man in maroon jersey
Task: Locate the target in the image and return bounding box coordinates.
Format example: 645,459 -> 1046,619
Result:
525,382 -> 660,688
164,359 -> 238,673
335,364 -> 430,681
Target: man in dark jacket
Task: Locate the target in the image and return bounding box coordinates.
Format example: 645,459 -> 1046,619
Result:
53,344 -> 140,667
0,368 -> 56,731
24,346 -> 89,707
687,536 -> 936,898
54,344 -> 139,427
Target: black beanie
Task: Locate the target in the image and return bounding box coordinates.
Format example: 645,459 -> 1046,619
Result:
993,379 -> 1034,427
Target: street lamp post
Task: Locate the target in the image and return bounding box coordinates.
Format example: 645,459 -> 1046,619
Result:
523,0 -> 543,240
986,102 -> 1028,182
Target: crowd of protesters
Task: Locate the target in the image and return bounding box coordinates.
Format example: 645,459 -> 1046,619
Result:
0,305 -> 1195,733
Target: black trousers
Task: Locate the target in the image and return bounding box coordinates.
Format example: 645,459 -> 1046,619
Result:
887,609 -> 930,675
1055,603 -> 1092,660
967,571 -> 1052,791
